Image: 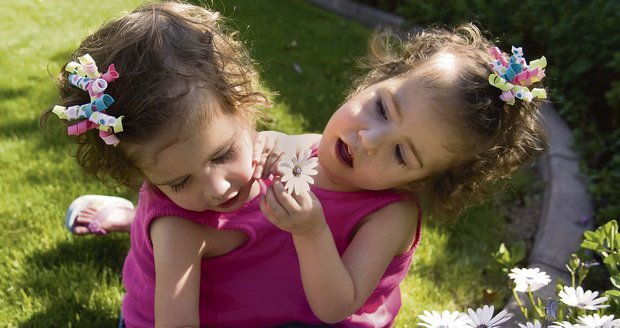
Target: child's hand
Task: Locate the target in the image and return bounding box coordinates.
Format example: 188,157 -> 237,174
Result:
260,178 -> 327,238
253,131 -> 291,180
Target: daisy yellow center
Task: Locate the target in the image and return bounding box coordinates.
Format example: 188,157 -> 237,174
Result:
292,165 -> 302,177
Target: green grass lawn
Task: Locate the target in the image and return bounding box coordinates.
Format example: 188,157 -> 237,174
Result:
0,0 -> 517,326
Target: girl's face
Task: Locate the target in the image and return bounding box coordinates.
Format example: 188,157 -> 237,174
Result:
318,73 -> 462,192
138,111 -> 258,212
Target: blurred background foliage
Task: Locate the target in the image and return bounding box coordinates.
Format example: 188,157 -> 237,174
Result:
351,0 -> 620,227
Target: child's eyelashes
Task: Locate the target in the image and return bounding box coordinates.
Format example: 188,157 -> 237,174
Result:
394,145 -> 406,167
170,176 -> 191,193
375,97 -> 406,167
168,146 -> 236,193
376,99 -> 388,120
212,147 -> 235,164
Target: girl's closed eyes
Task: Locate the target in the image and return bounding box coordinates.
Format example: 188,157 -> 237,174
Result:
395,145 -> 406,167
169,145 -> 238,193
212,146 -> 236,164
170,176 -> 191,193
377,96 -> 407,167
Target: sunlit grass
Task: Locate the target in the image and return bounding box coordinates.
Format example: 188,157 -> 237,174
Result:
1,0 -> 145,326
0,0 -> 518,326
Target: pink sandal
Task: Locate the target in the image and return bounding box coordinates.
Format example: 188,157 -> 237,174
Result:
64,195 -> 134,235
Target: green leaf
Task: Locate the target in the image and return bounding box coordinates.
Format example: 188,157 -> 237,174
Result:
580,240 -> 603,252
511,241 -> 527,264
610,274 -> 620,289
603,254 -> 620,276
605,289 -> 620,299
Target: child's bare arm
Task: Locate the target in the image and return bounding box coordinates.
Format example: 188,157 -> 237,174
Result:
301,202 -> 417,322
151,216 -> 206,328
262,183 -> 418,323
253,131 -> 321,179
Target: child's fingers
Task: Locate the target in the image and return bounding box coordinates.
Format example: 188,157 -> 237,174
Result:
261,197 -> 287,229
272,180 -> 303,211
252,137 -> 268,179
262,151 -> 283,179
260,197 -> 275,221
263,185 -> 290,219
252,134 -> 266,163
291,189 -> 315,210
253,161 -> 264,180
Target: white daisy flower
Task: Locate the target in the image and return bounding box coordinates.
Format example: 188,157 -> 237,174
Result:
577,314 -> 619,328
508,267 -> 551,292
278,149 -> 318,195
558,286 -> 609,310
518,320 -> 542,328
466,305 -> 511,328
549,321 -> 586,328
418,310 -> 472,328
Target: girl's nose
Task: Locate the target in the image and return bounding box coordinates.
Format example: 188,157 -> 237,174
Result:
357,129 -> 383,156
203,174 -> 231,201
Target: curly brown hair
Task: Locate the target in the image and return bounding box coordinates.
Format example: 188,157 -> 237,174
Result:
41,1 -> 269,190
349,23 -> 548,218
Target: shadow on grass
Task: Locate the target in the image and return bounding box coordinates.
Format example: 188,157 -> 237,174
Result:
0,86 -> 30,100
406,203 -> 512,308
0,118 -> 39,138
17,236 -> 129,327
19,305 -> 119,328
27,236 -> 129,269
0,118 -> 77,163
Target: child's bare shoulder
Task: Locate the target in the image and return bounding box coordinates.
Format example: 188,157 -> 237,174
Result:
355,200 -> 419,255
150,216 -> 247,257
370,199 -> 418,220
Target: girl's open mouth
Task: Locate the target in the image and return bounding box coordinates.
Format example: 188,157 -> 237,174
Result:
336,139 -> 354,167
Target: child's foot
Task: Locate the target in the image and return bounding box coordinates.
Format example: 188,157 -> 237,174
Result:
65,195 -> 135,235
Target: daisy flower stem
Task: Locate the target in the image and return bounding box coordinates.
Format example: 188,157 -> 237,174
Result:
578,308 -> 586,319
527,288 -> 545,320
513,288 -> 529,320
566,307 -> 578,323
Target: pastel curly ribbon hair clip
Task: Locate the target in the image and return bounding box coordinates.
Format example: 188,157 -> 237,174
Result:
488,46 -> 547,105
52,54 -> 123,146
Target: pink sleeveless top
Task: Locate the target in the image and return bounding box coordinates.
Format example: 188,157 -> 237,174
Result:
121,180 -> 422,328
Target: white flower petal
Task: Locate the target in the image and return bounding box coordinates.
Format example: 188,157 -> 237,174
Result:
489,310 -> 510,326
278,150 -> 318,195
284,179 -> 294,195
293,180 -> 310,195
578,314 -> 617,328
467,308 -> 482,326
481,305 -> 493,325
559,286 -> 610,310
302,168 -> 318,176
418,310 -> 471,328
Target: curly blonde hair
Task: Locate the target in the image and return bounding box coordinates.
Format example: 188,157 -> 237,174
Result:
41,2 -> 269,190
349,24 -> 547,218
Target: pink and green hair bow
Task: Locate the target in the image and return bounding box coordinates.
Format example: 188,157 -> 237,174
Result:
52,54 -> 123,146
488,46 -> 547,106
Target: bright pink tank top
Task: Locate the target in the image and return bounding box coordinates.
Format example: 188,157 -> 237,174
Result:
121,180 -> 422,328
